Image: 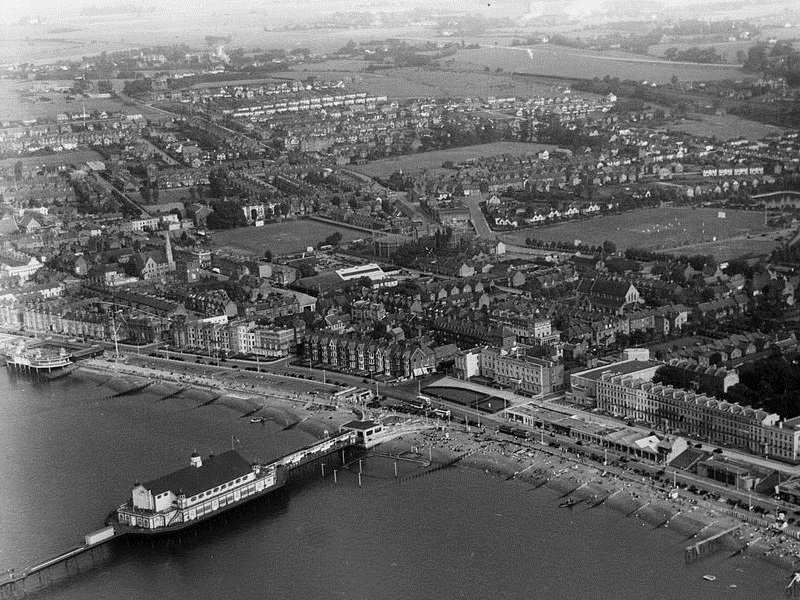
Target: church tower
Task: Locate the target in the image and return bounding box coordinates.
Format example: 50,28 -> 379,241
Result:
163,231 -> 175,269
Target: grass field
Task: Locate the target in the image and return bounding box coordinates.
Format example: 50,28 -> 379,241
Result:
211,219 -> 365,257
659,236 -> 780,262
503,207 -> 774,260
0,150 -> 104,171
291,63 -> 563,100
351,142 -> 557,179
666,114 -> 784,142
0,79 -> 163,122
451,45 -> 745,84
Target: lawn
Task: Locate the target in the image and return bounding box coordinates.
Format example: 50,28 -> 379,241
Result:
211,219 -> 365,257
502,207 -> 773,260
351,142 -> 557,179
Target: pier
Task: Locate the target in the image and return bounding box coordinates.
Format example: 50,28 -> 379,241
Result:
787,572 -> 800,597
685,525 -> 740,563
0,432 -> 358,598
0,529 -> 118,599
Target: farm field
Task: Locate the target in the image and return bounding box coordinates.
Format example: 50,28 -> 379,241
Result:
211,219 -> 364,257
502,207 -> 775,261
290,63 -> 564,100
351,142 -> 557,179
666,113 -> 784,142
451,45 -> 746,84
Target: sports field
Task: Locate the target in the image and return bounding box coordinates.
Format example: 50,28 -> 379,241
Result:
351,142 -> 557,179
503,207 -> 773,260
211,219 -> 364,257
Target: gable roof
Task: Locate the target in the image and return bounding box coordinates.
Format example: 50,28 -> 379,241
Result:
141,450 -> 252,498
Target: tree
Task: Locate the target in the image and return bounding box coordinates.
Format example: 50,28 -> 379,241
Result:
264,249 -> 273,262
602,240 -> 617,255
323,231 -> 343,247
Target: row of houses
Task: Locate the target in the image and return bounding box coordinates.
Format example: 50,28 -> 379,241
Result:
301,332 -> 438,379
596,372 -> 800,463
170,318 -> 301,358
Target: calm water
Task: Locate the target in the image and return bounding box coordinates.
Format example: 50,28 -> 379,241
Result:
0,369 -> 791,599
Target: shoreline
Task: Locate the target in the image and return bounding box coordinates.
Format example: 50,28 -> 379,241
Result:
64,358 -> 800,576
375,427 -> 800,576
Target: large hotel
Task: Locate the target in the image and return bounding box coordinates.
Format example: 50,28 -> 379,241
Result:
571,359 -> 800,464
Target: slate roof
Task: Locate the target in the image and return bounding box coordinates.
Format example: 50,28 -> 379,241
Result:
142,450 -> 252,498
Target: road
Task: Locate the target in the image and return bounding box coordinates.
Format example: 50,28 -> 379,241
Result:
91,172 -> 150,217
464,193 -> 495,240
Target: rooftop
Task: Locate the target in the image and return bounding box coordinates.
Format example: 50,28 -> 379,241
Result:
140,450 -> 252,498
341,419 -> 381,431
572,359 -> 660,382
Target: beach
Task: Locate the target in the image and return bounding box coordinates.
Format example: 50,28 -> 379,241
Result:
377,426 -> 800,575
73,354 -> 800,578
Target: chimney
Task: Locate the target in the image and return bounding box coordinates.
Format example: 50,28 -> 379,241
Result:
190,451 -> 202,468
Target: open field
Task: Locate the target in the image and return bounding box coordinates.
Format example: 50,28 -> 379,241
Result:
0,79 -> 162,122
0,150 -> 103,171
351,142 -> 557,179
290,63 -> 563,100
666,113 -> 784,141
502,207 -> 775,260
451,45 -> 747,84
211,219 -> 365,256
659,236 -> 781,262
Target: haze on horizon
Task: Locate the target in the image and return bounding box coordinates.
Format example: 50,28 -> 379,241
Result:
6,0 -> 800,25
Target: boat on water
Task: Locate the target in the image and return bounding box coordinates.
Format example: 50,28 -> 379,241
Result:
250,417 -> 267,424
703,575 -> 716,581
559,497 -> 579,509
109,450 -> 286,535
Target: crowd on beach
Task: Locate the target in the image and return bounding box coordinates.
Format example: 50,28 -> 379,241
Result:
381,426 -> 800,574
79,354 -> 800,575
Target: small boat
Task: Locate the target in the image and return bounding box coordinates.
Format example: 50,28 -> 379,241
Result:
250,417 -> 266,424
703,575 -> 716,581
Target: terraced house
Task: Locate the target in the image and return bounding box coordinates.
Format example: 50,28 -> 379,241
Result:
595,373 -> 800,463
302,333 -> 436,379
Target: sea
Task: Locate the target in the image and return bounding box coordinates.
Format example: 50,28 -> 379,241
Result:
0,367 -> 792,600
